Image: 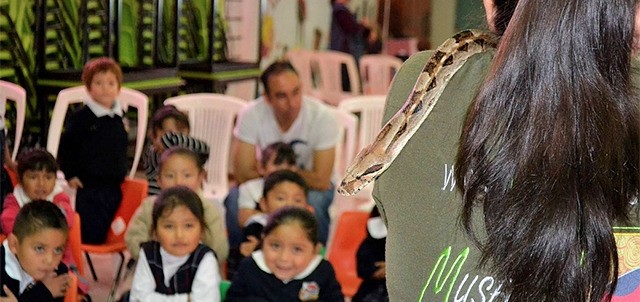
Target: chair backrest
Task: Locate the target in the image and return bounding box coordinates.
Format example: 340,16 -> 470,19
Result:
0,80 -> 26,161
286,49 -> 318,96
314,51 -> 361,106
359,54 -> 403,95
104,178 -> 148,245
68,212 -> 84,276
46,86 -> 149,178
331,108 -> 358,181
337,95 -> 387,154
164,93 -> 247,203
326,211 -> 369,298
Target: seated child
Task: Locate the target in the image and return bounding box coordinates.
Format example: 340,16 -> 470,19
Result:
227,170 -> 309,279
144,105 -> 209,195
2,200 -> 71,301
236,142 -> 297,226
226,207 -> 343,301
1,149 -> 75,267
58,57 -> 128,244
126,147 -> 228,265
352,206 -> 388,302
130,186 -> 220,301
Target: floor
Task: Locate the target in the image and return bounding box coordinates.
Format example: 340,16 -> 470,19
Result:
84,190 -> 374,302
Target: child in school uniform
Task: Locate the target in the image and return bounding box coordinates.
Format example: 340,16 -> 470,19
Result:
227,169 -> 309,279
1,149 -> 73,237
130,186 -> 221,301
236,142 -> 298,226
1,200 -> 71,301
226,207 -> 343,301
126,147 -> 228,265
58,57 -> 128,244
144,105 -> 209,196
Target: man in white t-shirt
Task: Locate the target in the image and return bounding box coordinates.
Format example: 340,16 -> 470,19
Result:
232,61 -> 338,244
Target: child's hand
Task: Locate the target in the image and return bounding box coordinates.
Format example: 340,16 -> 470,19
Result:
42,272 -> 71,298
0,285 -> 17,302
240,236 -> 260,256
372,261 -> 386,280
67,177 -> 83,189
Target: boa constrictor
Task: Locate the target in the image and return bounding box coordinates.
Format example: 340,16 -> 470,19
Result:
337,29 -> 497,196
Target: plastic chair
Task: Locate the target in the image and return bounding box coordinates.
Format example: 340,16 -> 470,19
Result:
46,86 -> 149,179
164,93 -> 247,204
332,108 -> 358,182
68,212 -> 84,276
0,80 -> 26,161
314,51 -> 361,106
337,95 -> 386,198
63,272 -> 78,302
80,178 -> 148,299
286,49 -> 319,96
326,211 -> 369,298
220,280 -> 231,300
359,54 -> 402,95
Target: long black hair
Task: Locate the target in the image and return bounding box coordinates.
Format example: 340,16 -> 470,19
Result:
456,0 -> 639,301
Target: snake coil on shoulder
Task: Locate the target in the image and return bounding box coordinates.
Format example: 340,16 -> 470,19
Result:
337,29 -> 497,196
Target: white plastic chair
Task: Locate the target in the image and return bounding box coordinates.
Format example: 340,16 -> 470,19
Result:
336,95 -> 387,199
359,54 -> 403,95
47,86 -> 149,179
286,49 -> 318,96
314,50 -> 361,106
331,108 -> 358,182
164,93 -> 247,204
0,80 -> 26,161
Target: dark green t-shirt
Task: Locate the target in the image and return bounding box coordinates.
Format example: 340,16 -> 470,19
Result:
372,50 -> 503,302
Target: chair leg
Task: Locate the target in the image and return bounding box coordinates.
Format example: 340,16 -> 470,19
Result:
84,252 -> 98,281
107,252 -> 125,302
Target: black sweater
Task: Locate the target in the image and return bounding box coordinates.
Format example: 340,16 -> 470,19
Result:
59,105 -> 128,187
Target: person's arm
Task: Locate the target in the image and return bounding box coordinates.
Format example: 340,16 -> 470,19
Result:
318,260 -> 345,302
1,195 -> 19,235
232,139 -> 261,184
237,181 -> 261,226
335,8 -> 367,35
125,201 -> 153,260
296,147 -> 335,191
202,202 -> 229,264
187,252 -> 220,302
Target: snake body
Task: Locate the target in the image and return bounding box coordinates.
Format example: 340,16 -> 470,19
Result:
337,29 -> 497,196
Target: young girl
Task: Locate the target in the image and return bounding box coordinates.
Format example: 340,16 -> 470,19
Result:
144,105 -> 209,195
126,147 -> 228,265
227,170 -> 309,279
130,186 -> 221,301
226,207 -> 343,301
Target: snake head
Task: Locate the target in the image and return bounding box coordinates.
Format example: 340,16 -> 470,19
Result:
338,163 -> 384,196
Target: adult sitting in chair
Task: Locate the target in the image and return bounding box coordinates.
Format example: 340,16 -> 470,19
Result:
232,61 -> 338,245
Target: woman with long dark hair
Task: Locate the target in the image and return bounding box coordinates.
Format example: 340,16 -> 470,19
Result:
368,0 -> 640,301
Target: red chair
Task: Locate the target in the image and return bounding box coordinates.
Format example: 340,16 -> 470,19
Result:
80,178 -> 148,299
326,211 -> 370,297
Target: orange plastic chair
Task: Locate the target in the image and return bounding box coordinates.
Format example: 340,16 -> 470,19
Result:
63,272 -> 78,302
80,178 -> 148,298
4,164 -> 17,187
68,212 -> 84,276
326,211 -> 370,298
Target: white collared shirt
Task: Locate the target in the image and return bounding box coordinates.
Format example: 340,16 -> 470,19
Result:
3,240 -> 36,294
85,97 -> 124,118
251,250 -> 323,284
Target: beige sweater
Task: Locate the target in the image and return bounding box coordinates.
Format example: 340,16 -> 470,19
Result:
125,194 -> 229,264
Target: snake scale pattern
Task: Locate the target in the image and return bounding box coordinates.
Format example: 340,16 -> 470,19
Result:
337,29 -> 497,196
